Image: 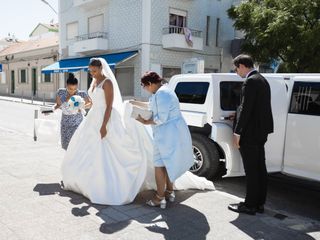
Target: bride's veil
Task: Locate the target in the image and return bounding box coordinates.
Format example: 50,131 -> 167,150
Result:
97,57 -> 124,114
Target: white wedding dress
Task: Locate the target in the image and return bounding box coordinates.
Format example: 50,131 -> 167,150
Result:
62,79 -> 149,205
61,59 -> 214,205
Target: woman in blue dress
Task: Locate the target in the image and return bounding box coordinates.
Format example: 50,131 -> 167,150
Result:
136,71 -> 194,208
54,73 -> 91,150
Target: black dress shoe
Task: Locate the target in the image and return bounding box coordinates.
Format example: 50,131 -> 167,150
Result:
228,203 -> 256,215
257,205 -> 264,214
239,202 -> 264,213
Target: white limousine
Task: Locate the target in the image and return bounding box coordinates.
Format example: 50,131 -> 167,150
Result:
168,73 -> 320,181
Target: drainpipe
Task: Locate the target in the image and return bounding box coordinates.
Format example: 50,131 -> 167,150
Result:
141,0 -> 152,97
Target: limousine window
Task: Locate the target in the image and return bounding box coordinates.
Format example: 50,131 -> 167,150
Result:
289,82 -> 320,116
220,81 -> 242,110
175,82 -> 209,104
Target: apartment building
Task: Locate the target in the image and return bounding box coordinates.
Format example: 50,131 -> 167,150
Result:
49,0 -> 240,97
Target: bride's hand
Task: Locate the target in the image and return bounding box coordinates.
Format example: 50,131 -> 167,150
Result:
100,126 -> 107,139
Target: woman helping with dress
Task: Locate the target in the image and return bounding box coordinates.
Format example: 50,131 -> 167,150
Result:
136,71 -> 195,208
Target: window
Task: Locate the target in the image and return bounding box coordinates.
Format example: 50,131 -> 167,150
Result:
42,66 -> 52,82
19,69 -> 27,83
215,18 -> 220,47
175,82 -> 209,104
43,74 -> 51,83
289,81 -> 320,116
0,72 -> 6,84
206,16 -> 210,46
220,82 -> 243,111
88,14 -> 104,35
169,8 -> 187,33
163,67 -> 181,81
67,22 -> 78,40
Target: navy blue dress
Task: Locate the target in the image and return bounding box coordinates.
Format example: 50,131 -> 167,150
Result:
56,88 -> 88,150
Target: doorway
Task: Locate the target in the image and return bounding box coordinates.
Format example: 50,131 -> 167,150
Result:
10,70 -> 15,94
32,68 -> 37,96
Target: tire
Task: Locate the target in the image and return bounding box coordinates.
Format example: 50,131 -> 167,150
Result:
190,133 -> 220,180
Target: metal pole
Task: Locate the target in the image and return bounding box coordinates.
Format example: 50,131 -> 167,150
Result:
43,93 -> 45,105
40,0 -> 58,14
21,90 -> 24,102
33,109 -> 38,141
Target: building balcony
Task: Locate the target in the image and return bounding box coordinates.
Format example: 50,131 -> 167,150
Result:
162,26 -> 203,51
74,0 -> 107,9
73,32 -> 108,54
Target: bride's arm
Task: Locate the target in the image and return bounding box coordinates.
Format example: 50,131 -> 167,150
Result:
100,80 -> 114,138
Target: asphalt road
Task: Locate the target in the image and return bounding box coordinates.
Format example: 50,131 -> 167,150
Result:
0,99 -> 319,239
215,173 -> 320,221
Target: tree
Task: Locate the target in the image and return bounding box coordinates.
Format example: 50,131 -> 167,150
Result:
228,0 -> 320,72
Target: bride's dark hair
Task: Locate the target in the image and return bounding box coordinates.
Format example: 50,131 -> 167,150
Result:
89,58 -> 102,67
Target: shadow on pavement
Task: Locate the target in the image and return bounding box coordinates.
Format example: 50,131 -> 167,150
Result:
214,174 -> 320,220
132,190 -> 210,240
33,183 -> 210,239
215,175 -> 320,239
231,214 -> 318,240
33,183 -> 130,232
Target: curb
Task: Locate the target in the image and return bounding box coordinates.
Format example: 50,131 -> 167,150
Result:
0,96 -> 54,106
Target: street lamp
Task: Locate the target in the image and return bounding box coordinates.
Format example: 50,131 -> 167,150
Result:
40,0 -> 57,15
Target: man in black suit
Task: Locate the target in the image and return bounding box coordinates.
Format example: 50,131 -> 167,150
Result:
228,54 -> 274,215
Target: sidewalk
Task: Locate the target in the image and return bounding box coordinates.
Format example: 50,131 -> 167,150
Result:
0,95 -> 54,106
0,94 -> 141,106
0,126 -> 319,240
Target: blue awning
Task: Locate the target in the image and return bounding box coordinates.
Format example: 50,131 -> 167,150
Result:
41,51 -> 138,74
0,64 -> 2,72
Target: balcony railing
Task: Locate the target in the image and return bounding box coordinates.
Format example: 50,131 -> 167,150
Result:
74,0 -> 108,9
162,26 -> 202,38
75,32 -> 108,41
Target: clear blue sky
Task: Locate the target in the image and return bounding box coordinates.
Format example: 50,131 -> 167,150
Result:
0,0 -> 58,40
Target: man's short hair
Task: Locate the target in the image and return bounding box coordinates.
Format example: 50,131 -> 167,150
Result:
233,54 -> 254,68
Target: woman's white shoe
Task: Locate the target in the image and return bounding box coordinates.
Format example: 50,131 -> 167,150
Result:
146,194 -> 167,209
165,190 -> 175,202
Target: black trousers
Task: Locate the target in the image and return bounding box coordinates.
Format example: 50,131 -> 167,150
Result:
239,141 -> 268,208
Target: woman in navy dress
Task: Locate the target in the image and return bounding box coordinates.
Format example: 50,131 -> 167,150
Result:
54,73 -> 91,150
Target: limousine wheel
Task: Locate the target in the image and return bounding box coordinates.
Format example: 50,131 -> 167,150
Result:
190,133 -> 220,180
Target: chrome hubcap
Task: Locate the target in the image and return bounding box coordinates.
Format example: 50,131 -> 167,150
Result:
190,146 -> 203,172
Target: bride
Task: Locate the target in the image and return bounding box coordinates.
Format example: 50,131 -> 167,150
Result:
61,58 -> 214,205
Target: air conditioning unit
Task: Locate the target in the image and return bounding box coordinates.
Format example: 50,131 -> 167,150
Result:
182,58 -> 204,74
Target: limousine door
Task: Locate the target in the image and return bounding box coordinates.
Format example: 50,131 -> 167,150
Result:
217,76 -> 287,176
283,80 -> 320,181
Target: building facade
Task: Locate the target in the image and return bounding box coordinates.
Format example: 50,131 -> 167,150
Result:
57,0 -> 240,98
0,33 -> 59,100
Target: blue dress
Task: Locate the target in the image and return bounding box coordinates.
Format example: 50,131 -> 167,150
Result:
149,85 -> 194,182
56,88 -> 88,150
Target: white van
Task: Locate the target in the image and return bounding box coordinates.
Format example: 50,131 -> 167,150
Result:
168,73 -> 320,181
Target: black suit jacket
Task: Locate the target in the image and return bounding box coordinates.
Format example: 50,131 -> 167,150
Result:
234,70 -> 274,144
